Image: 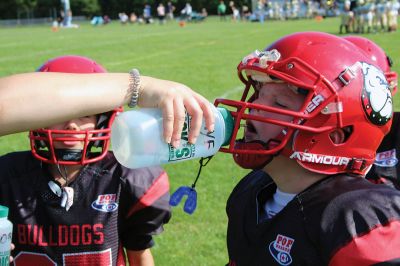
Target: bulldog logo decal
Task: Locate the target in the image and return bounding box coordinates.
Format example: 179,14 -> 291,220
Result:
361,62 -> 392,125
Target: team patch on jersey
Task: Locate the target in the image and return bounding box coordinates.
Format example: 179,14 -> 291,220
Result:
91,194 -> 118,212
375,149 -> 398,167
268,234 -> 294,265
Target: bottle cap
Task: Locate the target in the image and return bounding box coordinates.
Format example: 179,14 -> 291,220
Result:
0,205 -> 9,218
218,107 -> 234,146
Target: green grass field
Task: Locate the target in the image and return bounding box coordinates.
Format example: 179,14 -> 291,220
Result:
1,16 -> 399,265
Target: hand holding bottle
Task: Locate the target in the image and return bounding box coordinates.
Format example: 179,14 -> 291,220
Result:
137,77 -> 216,147
111,105 -> 233,169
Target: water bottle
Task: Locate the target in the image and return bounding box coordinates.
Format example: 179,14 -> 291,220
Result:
111,106 -> 233,169
0,205 -> 12,266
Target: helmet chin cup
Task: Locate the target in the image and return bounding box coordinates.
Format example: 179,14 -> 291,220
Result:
54,149 -> 83,162
37,149 -> 83,163
233,140 -> 273,169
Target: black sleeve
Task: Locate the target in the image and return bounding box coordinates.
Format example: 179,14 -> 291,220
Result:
319,184 -> 400,264
118,166 -> 171,251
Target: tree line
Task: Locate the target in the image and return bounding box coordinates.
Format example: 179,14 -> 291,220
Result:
0,0 -> 251,20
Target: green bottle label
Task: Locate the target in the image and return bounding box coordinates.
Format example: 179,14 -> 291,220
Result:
168,145 -> 195,162
0,253 -> 9,266
168,115 -> 195,162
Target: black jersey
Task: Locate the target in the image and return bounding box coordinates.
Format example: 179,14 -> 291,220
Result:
226,170 -> 400,266
366,112 -> 400,189
0,151 -> 171,266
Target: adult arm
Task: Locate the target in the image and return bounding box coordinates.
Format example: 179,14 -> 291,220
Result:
0,72 -> 214,146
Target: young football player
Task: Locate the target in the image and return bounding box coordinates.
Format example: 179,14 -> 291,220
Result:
343,36 -> 399,189
0,56 -> 171,266
215,32 -> 400,265
375,0 -> 388,31
339,0 -> 353,34
388,0 -> 400,31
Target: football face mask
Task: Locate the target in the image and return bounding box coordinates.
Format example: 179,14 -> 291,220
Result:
30,55 -> 122,165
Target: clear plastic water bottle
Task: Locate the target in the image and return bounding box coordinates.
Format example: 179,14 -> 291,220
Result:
111,106 -> 233,169
0,205 -> 12,266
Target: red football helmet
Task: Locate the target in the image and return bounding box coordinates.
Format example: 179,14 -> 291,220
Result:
30,55 -> 122,165
215,32 -> 393,175
343,35 -> 398,95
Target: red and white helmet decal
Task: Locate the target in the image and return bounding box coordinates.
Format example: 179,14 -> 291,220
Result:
360,62 -> 392,126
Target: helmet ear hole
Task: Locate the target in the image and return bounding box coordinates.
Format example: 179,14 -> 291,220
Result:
329,126 -> 353,144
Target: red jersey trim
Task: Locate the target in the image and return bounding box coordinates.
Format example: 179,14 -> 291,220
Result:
126,172 -> 169,218
329,219 -> 400,266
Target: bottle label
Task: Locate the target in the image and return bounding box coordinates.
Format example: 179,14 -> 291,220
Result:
0,230 -> 12,266
169,144 -> 195,162
168,115 -> 195,162
0,252 -> 10,266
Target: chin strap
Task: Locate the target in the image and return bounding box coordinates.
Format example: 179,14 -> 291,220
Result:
37,149 -> 84,164
55,149 -> 83,162
233,140 -> 274,169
